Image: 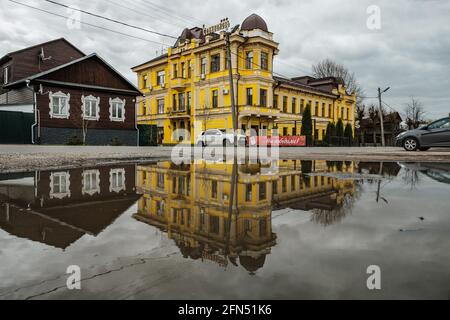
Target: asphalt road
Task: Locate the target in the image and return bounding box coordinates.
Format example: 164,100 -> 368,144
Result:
1,145 -> 450,173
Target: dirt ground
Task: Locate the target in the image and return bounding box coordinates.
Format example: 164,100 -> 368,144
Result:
1,145 -> 450,173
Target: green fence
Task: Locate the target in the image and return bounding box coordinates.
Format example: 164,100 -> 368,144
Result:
0,111 -> 34,144
138,124 -> 157,146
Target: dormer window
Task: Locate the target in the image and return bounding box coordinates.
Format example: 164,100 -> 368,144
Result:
82,95 -> 100,120
49,91 -> 70,119
245,52 -> 253,69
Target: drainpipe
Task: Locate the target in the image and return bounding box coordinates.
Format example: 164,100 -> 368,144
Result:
27,80 -> 38,144
236,36 -> 249,133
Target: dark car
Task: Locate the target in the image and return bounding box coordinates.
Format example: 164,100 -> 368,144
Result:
396,117 -> 450,151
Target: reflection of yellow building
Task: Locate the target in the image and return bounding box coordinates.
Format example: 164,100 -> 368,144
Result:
134,160 -> 356,272
132,14 -> 356,145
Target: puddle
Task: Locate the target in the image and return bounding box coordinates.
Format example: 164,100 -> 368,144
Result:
0,160 -> 450,299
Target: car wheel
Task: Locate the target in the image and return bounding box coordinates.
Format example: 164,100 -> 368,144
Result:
403,137 -> 419,151
419,147 -> 430,151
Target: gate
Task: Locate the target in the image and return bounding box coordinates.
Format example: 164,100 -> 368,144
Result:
0,111 -> 34,144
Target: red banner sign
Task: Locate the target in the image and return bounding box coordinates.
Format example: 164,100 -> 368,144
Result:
247,136 -> 306,147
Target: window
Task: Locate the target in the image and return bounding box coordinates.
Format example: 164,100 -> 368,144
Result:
261,52 -> 268,70
244,219 -> 252,232
347,108 -> 350,120
329,104 -> 333,118
292,127 -> 296,136
157,70 -> 165,86
2,66 -> 10,85
245,51 -> 253,69
82,170 -> 100,195
341,107 -> 344,119
157,173 -> 164,189
181,62 -> 186,78
210,216 -> 220,234
428,118 -> 450,129
273,94 -> 279,109
49,91 -> 70,119
109,168 -> 125,193
187,60 -> 192,78
173,63 -> 178,78
109,98 -> 125,121
282,176 -> 287,192
156,200 -> 164,216
82,95 -> 100,120
259,219 -> 267,237
292,98 -> 297,114
50,171 -> 70,199
157,99 -> 165,114
178,93 -> 185,111
246,88 -> 253,106
210,54 -> 220,73
142,74 -> 148,88
246,184 -> 252,202
260,89 -> 267,107
300,99 -> 305,114
201,57 -> 207,75
187,92 -> 192,111
211,180 -> 218,198
283,96 -> 288,113
172,94 -> 177,110
200,209 -> 206,231
212,90 -> 218,108
322,103 -> 326,117
259,182 -> 266,200
315,102 -> 319,116
272,181 -> 278,195
291,175 -> 296,190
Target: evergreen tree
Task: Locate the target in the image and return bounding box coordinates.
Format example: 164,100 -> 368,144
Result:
344,123 -> 354,145
301,105 -> 312,136
336,119 -> 344,137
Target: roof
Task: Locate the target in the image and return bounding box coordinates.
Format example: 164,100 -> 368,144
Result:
4,53 -> 141,94
131,53 -> 168,70
241,14 -> 269,32
0,38 -> 85,65
274,76 -> 339,97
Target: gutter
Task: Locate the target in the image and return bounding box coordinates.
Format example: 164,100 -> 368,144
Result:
27,80 -> 38,144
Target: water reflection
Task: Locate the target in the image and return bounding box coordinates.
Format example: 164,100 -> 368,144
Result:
1,159 -> 449,272
0,165 -> 138,249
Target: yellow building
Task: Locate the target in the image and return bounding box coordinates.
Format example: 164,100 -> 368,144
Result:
132,14 -> 356,145
133,160 -> 356,271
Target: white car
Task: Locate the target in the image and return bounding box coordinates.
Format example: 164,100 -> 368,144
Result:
196,129 -> 246,147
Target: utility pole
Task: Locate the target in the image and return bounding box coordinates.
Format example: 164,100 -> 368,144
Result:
378,87 -> 390,147
226,32 -> 238,146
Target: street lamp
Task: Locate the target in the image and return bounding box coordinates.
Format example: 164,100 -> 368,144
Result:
378,86 -> 390,147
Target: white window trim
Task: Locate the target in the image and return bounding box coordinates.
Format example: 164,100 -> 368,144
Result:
50,171 -> 71,199
82,169 -> 101,196
82,95 -> 100,121
49,91 -> 70,119
109,97 -> 126,122
109,168 -> 126,193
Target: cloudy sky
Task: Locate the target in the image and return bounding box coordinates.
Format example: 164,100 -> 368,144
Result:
1,0 -> 449,119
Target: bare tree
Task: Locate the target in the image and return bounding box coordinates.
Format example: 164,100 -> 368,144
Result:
403,97 -> 426,130
312,58 -> 365,107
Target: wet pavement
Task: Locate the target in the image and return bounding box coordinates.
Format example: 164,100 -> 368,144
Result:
0,159 -> 450,299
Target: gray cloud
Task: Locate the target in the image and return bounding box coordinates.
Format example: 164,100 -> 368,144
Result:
0,0 -> 448,118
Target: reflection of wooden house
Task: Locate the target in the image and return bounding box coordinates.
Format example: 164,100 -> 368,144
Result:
0,165 -> 138,249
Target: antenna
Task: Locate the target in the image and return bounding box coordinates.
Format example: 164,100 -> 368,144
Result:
39,48 -> 52,61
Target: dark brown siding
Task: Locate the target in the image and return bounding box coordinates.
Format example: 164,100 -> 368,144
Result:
0,87 -> 33,104
36,84 -> 136,130
40,57 -> 133,91
6,39 -> 84,82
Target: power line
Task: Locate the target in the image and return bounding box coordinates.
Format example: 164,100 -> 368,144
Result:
7,0 -> 171,46
42,0 -> 179,40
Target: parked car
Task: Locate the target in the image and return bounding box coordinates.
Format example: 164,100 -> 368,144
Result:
396,117 -> 450,151
195,129 -> 246,147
